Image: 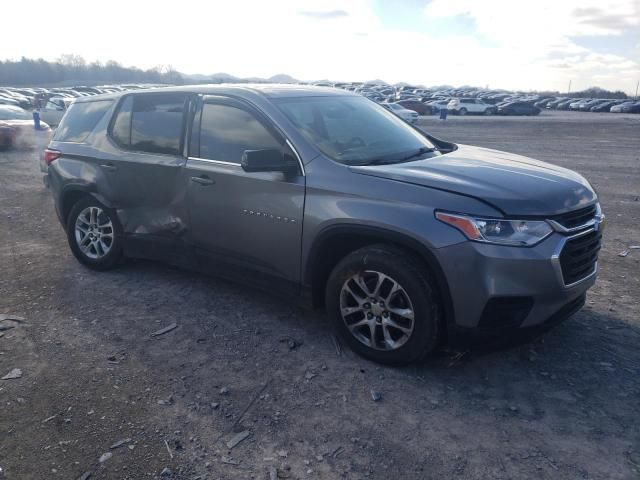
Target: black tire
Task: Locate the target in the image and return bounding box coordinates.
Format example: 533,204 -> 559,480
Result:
458,108 -> 467,116
326,245 -> 442,365
484,108 -> 494,116
66,196 -> 123,270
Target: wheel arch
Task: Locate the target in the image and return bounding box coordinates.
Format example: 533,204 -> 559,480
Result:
59,185 -> 114,229
304,224 -> 455,339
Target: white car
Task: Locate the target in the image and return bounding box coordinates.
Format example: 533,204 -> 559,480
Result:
382,103 -> 419,123
39,97 -> 73,127
447,98 -> 497,116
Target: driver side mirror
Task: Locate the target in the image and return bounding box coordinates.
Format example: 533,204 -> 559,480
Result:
241,149 -> 299,174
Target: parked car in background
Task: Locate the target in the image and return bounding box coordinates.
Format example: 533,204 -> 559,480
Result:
0,89 -> 31,109
610,101 -> 640,113
447,98 -> 496,115
533,97 -> 556,108
590,100 -> 623,112
45,85 -> 603,365
554,99 -> 578,110
382,103 -> 419,123
545,97 -> 568,109
425,99 -> 451,114
0,105 -> 50,149
0,94 -> 21,107
497,102 -> 541,116
39,97 -> 72,127
396,99 -> 431,115
0,121 -> 18,149
569,99 -> 590,110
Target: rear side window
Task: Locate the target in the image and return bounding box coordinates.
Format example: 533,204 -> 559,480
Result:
109,93 -> 188,155
110,96 -> 132,148
194,103 -> 281,163
54,100 -> 113,142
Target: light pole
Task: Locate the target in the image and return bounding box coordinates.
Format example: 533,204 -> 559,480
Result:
568,79 -> 572,95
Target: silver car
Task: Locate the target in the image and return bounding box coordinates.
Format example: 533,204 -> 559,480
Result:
44,85 -> 603,364
382,102 -> 419,123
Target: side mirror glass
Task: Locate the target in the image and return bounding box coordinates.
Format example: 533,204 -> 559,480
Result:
241,148 -> 299,174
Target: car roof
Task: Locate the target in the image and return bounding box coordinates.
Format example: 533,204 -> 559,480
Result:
71,84 -> 357,103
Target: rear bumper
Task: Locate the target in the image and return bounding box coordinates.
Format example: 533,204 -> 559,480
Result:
433,230 -> 598,333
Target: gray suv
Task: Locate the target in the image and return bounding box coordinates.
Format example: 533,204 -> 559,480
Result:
44,85 -> 604,365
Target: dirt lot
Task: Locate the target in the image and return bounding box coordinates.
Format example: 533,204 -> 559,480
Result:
1,110 -> 639,480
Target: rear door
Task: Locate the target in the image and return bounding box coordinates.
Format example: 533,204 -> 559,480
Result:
185,96 -> 305,294
104,92 -> 192,260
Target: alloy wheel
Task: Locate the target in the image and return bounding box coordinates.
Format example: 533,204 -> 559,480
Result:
339,270 -> 415,351
74,206 -> 114,260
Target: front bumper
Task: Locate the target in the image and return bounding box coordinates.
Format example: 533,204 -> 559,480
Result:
434,230 -> 598,332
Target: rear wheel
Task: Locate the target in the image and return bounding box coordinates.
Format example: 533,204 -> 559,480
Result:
326,245 -> 442,365
484,108 -> 494,116
66,196 -> 123,270
458,108 -> 467,116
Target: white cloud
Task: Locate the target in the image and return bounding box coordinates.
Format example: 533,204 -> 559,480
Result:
423,0 -> 640,92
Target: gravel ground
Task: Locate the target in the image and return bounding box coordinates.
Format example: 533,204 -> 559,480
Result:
0,110 -> 639,480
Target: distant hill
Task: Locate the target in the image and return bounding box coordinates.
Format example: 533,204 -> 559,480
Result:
365,79 -> 389,85
182,72 -> 300,84
268,74 -> 299,83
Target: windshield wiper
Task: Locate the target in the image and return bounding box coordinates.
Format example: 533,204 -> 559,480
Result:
356,147 -> 438,166
397,146 -> 439,162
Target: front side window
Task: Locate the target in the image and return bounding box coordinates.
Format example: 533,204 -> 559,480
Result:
275,96 -> 435,165
195,103 -> 281,163
109,93 -> 187,155
54,100 -> 113,142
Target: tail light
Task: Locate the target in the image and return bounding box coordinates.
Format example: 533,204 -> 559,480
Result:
43,148 -> 61,166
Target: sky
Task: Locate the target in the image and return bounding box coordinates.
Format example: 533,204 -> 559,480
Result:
1,0 -> 639,93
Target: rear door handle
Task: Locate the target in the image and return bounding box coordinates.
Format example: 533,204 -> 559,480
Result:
191,175 -> 215,186
100,163 -> 117,171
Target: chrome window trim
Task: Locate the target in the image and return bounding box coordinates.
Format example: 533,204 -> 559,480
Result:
187,146 -> 305,175
187,156 -> 241,167
286,139 -> 305,176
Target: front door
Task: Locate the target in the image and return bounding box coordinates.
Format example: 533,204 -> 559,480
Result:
185,97 -> 305,294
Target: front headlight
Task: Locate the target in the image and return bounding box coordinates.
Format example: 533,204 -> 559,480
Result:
436,211 -> 553,246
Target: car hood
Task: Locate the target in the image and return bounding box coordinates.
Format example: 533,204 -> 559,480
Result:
349,144 -> 596,216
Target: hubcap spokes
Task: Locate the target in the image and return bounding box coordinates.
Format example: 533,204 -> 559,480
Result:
75,206 -> 114,260
340,270 -> 415,351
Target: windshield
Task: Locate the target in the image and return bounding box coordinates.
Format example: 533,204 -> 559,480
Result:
0,108 -> 30,120
275,96 -> 436,165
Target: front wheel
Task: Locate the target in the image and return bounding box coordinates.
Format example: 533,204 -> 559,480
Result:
66,196 -> 123,270
326,245 -> 442,365
484,108 -> 494,116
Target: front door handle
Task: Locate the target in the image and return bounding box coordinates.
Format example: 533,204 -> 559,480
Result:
191,175 -> 215,186
100,163 -> 117,171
